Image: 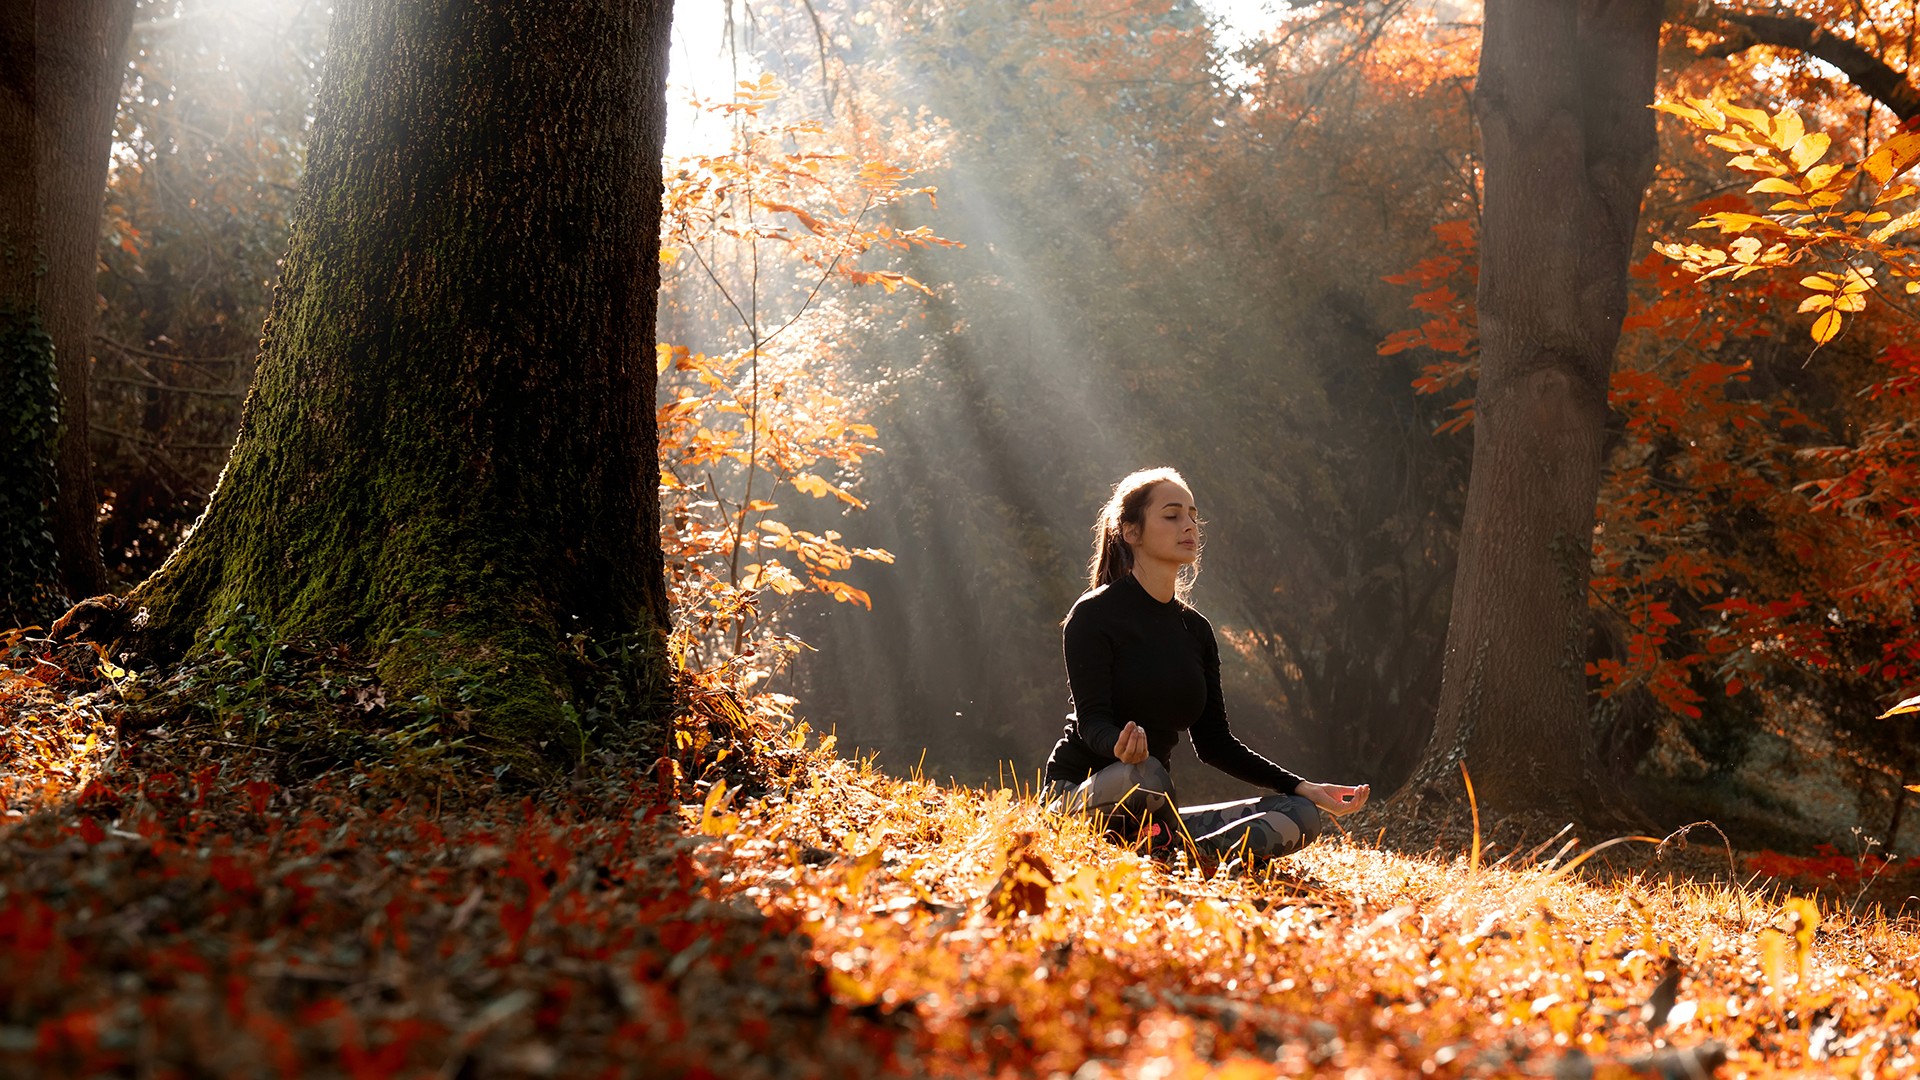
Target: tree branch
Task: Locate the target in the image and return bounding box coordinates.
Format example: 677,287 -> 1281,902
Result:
1688,5 -> 1920,121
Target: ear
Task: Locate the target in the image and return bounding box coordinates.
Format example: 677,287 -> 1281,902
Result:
1120,520 -> 1141,546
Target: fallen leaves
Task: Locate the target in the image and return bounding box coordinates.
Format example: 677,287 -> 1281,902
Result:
5,646 -> 1920,1077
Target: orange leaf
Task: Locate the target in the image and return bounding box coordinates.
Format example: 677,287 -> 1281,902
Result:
1864,130 -> 1920,185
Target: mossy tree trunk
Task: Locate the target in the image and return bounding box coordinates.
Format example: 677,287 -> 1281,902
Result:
128,0 -> 677,768
1403,0 -> 1661,819
0,0 -> 132,625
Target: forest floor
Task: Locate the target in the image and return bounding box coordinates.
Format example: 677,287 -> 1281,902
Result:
4,642 -> 1919,1078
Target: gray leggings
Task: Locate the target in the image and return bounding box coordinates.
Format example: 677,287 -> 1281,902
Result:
1044,758 -> 1324,860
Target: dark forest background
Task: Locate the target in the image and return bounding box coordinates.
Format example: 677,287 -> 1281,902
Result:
86,0 -> 1919,848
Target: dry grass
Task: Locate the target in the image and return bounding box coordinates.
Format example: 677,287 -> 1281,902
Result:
712,744 -> 1920,1078
4,647 -> 1918,1077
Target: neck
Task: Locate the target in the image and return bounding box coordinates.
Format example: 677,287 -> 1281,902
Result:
1130,561 -> 1179,604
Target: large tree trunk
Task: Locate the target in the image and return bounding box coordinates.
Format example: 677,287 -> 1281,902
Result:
0,1 -> 130,625
127,0 -> 677,769
1406,0 -> 1661,818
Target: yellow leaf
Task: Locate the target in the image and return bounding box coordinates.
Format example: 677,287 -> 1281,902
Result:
1772,109 -> 1806,149
1834,293 -> 1867,312
1871,209 -> 1920,243
1729,153 -> 1788,176
792,473 -> 831,498
1803,162 -> 1847,191
1864,131 -> 1920,185
1683,96 -> 1728,131
1879,692 -> 1920,718
1748,177 -> 1803,196
1875,182 -> 1920,205
1719,100 -> 1773,131
1908,784 -> 1920,793
699,780 -> 740,836
1811,309 -> 1844,344
1699,212 -> 1775,234
1768,200 -> 1812,212
1650,100 -> 1705,125
1789,131 -> 1829,172
1907,282 -> 1920,295
759,199 -> 828,236
1800,275 -> 1837,291
1797,295 -> 1834,313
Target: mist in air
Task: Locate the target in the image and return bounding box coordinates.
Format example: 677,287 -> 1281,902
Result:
655,0 -> 1471,803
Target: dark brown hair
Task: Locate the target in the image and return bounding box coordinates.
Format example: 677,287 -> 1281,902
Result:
1087,467 -> 1200,600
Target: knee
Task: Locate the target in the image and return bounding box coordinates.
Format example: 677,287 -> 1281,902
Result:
1133,757 -> 1173,792
1287,795 -> 1326,846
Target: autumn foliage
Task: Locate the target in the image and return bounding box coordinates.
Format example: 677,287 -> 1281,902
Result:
13,1 -> 1920,1076
6,635 -> 1920,1077
1366,10 -> 1920,814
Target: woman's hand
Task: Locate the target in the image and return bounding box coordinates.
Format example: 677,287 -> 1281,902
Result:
1112,722 -> 1149,764
1300,781 -> 1370,816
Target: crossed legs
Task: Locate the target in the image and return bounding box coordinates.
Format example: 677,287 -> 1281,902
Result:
1044,758 -> 1325,860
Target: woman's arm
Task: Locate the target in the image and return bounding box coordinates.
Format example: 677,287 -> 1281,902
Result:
1063,606 -> 1125,758
1186,615 -> 1307,793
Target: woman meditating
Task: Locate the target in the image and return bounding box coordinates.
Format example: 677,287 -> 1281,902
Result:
1042,467 -> 1370,862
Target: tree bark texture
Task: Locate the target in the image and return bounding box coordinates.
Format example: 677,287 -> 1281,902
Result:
41,1 -> 131,600
128,0 -> 677,765
0,1 -> 130,624
1409,0 -> 1661,817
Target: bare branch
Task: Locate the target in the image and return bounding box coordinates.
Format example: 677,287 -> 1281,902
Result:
1686,5 -> 1920,121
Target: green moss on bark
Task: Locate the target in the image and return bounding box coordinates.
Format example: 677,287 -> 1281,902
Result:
125,0 -> 677,778
0,309 -> 67,628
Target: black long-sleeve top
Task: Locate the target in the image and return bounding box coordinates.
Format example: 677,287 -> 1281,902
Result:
1042,573 -> 1305,794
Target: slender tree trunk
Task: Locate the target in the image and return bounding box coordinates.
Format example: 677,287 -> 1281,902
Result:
0,4 -> 62,627
40,1 -> 132,600
1406,0 -> 1661,818
127,0 -> 677,769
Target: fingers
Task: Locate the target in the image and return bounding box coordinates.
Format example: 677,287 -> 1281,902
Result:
1114,722 -> 1148,764
1306,781 -> 1371,816
1327,783 -> 1370,816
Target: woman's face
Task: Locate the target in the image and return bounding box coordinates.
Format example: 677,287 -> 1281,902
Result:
1123,480 -> 1199,567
